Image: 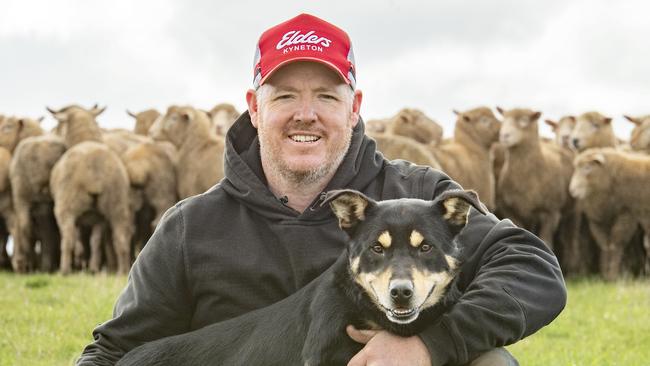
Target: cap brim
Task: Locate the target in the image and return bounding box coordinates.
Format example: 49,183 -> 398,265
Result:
257,56 -> 351,89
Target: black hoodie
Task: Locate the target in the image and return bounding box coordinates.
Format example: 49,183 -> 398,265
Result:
78,112 -> 566,366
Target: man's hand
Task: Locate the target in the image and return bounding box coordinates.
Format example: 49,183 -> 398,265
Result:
346,325 -> 431,366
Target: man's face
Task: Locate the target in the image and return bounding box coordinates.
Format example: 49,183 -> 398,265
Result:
247,62 -> 362,185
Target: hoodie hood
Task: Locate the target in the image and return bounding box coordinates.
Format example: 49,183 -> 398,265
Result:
222,111 -> 384,221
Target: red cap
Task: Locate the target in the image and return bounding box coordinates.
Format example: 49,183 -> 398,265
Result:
253,14 -> 356,89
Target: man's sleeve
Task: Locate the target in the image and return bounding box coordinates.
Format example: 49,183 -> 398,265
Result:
76,204 -> 193,365
418,175 -> 567,366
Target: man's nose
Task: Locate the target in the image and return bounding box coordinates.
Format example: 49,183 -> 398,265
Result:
294,100 -> 317,123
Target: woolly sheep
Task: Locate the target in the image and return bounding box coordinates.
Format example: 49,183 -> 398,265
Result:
209,103 -> 240,136
623,114 -> 650,153
570,111 -> 617,152
127,109 -> 161,136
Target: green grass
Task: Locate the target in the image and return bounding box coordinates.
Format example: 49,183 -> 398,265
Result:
0,274 -> 648,366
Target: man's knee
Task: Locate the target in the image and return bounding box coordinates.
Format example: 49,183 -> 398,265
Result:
467,348 -> 519,366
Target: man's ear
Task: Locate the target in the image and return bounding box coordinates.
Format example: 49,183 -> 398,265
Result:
350,89 -> 363,128
323,189 -> 374,234
434,189 -> 486,234
246,89 -> 260,129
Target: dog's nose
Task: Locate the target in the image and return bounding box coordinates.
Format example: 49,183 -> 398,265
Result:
389,279 -> 414,305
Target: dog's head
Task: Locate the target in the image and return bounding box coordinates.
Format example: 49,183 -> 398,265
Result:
325,189 -> 485,325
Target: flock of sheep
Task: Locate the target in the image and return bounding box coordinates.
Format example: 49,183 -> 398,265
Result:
0,103 -> 648,280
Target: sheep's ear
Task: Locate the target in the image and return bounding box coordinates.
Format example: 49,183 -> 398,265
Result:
567,116 -> 576,122
603,117 -> 612,125
452,109 -> 461,115
545,119 -> 558,130
90,106 -> 106,117
623,115 -> 641,125
323,189 -> 375,234
434,189 -> 486,234
591,153 -> 606,165
127,109 -> 137,118
37,116 -> 44,123
531,111 -> 542,121
47,107 -> 68,122
496,106 -> 505,116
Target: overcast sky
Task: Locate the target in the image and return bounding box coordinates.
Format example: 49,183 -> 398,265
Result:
2,0 -> 649,139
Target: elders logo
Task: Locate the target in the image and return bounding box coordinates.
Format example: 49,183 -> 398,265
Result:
276,30 -> 332,54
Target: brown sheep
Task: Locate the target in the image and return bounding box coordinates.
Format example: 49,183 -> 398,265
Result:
570,111 -> 617,152
9,134 -> 66,272
385,108 -> 444,146
0,116 -> 45,152
48,107 -> 133,274
545,116 -> 576,150
209,103 -> 240,136
127,109 -> 161,136
150,105 -> 225,199
367,132 -> 441,169
123,141 -> 178,255
570,148 -> 650,279
496,107 -> 574,250
623,114 -> 650,153
430,107 -> 501,210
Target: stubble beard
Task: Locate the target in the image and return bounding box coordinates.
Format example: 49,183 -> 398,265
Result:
258,120 -> 353,187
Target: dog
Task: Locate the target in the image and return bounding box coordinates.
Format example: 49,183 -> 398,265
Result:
117,189 -> 485,365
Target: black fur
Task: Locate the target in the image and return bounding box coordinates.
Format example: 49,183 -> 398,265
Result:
117,189 -> 485,366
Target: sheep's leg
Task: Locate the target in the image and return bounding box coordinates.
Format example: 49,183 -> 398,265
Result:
537,211 -> 561,251
34,212 -> 60,272
604,214 -> 637,281
88,223 -> 104,273
11,206 -> 34,273
56,216 -> 78,275
103,229 -> 117,272
111,218 -> 133,275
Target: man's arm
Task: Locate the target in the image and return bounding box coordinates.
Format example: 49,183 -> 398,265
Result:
76,205 -> 193,365
416,177 -> 567,365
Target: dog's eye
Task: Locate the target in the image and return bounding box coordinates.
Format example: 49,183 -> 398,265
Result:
371,244 -> 384,254
420,244 -> 432,253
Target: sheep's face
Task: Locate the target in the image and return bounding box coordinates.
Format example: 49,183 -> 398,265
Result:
456,107 -> 501,148
0,117 -> 23,151
157,106 -> 196,148
630,118 -> 650,152
210,105 -> 239,136
570,112 -> 613,152
555,116 -> 576,149
498,109 -> 540,148
569,151 -> 609,199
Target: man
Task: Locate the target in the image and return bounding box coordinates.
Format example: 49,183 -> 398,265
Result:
77,13 -> 566,365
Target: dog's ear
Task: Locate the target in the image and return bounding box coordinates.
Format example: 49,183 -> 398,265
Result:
434,189 -> 486,234
322,189 -> 375,234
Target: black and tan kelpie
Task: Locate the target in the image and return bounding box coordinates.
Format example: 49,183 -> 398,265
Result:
118,189 -> 486,365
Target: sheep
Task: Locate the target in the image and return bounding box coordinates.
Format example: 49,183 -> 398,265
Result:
385,108 -> 443,146
429,107 -> 501,210
0,147 -> 14,271
495,107 -> 574,251
545,116 -> 576,149
9,134 -> 66,272
0,116 -> 45,152
127,109 -> 161,136
365,118 -> 390,134
570,111 -> 617,152
102,128 -> 151,157
122,141 -> 178,255
570,148 -> 650,279
48,106 -> 133,274
367,132 -> 441,169
150,105 -> 225,199
623,114 -> 650,154
209,103 -> 240,136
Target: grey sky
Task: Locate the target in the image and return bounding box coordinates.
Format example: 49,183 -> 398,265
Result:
1,0 -> 649,138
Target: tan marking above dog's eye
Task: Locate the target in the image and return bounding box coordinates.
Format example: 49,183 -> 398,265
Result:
410,230 -> 424,247
377,231 -> 392,248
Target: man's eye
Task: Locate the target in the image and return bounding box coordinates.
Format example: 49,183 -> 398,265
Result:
275,94 -> 293,100
320,94 -> 338,100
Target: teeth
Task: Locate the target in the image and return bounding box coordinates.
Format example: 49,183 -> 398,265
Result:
290,135 -> 320,143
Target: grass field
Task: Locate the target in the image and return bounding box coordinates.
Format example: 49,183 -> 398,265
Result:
0,273 -> 648,366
